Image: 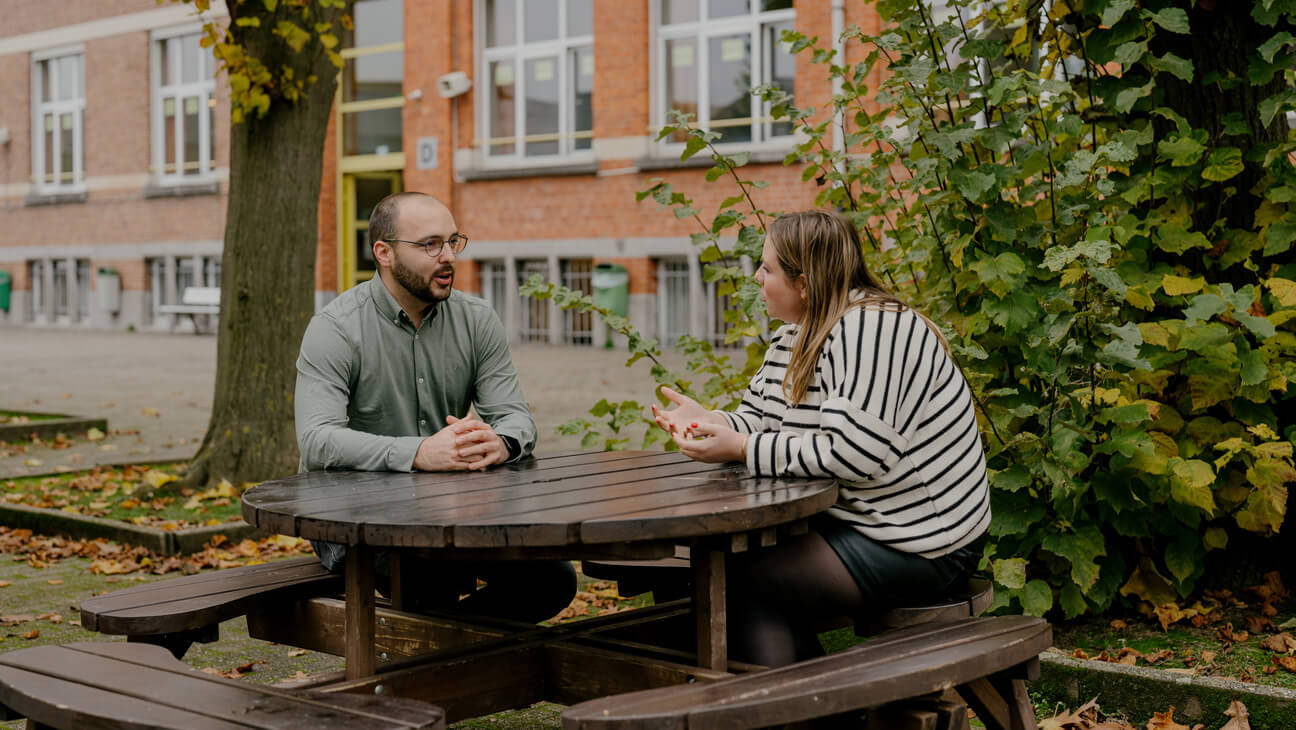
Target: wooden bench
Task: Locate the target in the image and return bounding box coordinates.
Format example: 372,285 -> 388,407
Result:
563,615 -> 1051,730
80,555 -> 340,658
0,642 -> 445,729
582,554 -> 994,634
157,285 -> 220,333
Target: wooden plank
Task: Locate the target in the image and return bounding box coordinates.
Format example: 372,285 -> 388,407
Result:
561,617 -> 1052,729
545,641 -> 732,707
389,552 -> 408,612
346,545 -> 378,680
694,547 -> 726,672
248,597 -> 514,660
322,643 -> 546,724
0,644 -> 445,729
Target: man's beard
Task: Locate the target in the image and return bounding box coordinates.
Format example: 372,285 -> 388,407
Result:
392,254 -> 453,304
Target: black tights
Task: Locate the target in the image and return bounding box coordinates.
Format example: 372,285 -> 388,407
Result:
726,529 -> 864,667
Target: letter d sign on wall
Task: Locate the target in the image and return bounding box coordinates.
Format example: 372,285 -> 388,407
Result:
416,137 -> 438,170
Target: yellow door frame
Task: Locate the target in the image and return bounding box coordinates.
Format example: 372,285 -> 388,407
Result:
340,170 -> 403,292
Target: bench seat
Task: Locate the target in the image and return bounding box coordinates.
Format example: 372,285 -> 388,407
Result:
0,642 -> 444,729
80,555 -> 340,657
563,615 -> 1051,730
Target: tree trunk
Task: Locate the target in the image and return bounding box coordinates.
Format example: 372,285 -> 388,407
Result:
182,5 -> 342,489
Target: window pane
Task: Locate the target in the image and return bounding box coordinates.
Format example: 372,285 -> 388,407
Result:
665,38 -> 698,142
572,47 -> 593,151
208,100 -> 215,164
60,113 -> 75,178
58,56 -> 80,100
567,0 -> 592,36
661,0 -> 698,24
39,60 -> 52,102
766,21 -> 794,137
43,114 -> 54,181
159,39 -> 173,86
525,0 -> 559,42
353,0 -> 403,47
709,0 -> 749,19
486,0 -> 516,47
708,34 -> 752,143
762,0 -> 793,10
489,60 -> 516,155
343,51 -> 403,102
183,96 -> 200,174
181,35 -> 199,83
525,56 -> 559,155
163,97 -> 177,174
343,108 -> 404,155
53,260 -> 69,317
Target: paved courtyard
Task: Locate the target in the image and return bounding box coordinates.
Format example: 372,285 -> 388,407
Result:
0,326 -> 688,479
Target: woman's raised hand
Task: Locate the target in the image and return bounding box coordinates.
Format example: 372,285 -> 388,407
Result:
672,421 -> 745,464
651,386 -> 719,437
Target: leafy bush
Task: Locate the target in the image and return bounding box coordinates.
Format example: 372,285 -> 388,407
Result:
523,0 -> 1296,617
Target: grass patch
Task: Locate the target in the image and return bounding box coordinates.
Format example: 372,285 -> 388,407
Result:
2,463 -> 246,529
0,410 -> 68,424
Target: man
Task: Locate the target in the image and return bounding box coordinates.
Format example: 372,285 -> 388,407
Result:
295,191 -> 576,622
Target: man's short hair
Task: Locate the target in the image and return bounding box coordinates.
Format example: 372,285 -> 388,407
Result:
368,192 -> 443,247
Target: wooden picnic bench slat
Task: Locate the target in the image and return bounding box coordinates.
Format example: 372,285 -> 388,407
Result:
0,642 -> 444,729
562,616 -> 1051,730
81,556 -> 339,635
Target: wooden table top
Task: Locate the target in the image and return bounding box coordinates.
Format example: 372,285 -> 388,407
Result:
241,450 -> 837,549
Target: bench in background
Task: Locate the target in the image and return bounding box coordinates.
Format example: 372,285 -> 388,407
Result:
157,285 -> 220,333
0,642 -> 445,729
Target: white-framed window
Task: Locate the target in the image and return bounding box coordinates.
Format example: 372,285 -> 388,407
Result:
479,261 -> 509,322
657,257 -> 691,346
151,27 -> 216,182
479,0 -> 594,161
655,0 -> 794,147
31,49 -> 85,191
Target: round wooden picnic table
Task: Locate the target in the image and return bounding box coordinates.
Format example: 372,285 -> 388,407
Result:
241,450 -> 838,687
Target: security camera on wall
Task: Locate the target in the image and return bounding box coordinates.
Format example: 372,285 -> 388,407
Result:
437,71 -> 472,99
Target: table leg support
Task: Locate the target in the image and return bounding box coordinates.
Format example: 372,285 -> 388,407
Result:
694,547 -> 727,671
345,544 -> 377,681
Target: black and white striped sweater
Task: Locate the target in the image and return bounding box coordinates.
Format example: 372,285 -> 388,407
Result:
719,304 -> 991,558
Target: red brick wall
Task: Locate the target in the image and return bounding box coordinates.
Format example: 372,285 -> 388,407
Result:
0,54 -> 32,197
0,0 -> 155,38
593,0 -> 649,150
85,32 -> 150,177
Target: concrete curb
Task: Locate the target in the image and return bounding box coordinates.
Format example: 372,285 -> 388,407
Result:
1036,651 -> 1296,727
0,413 -> 108,442
0,501 -> 267,555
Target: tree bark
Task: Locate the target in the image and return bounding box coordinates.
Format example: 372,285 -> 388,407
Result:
182,5 -> 342,488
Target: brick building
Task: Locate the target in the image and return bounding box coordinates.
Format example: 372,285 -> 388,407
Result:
0,0 -> 882,343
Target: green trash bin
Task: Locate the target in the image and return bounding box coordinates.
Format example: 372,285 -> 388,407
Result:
0,270 -> 11,312
592,263 -> 629,317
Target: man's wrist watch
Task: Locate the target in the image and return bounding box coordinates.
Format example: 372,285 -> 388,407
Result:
500,434 -> 521,461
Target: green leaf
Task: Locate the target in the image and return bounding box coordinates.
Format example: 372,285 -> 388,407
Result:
1240,349 -> 1268,386
681,135 -> 708,161
949,168 -> 996,202
1149,53 -> 1193,81
1203,527 -> 1229,551
263,0 -> 278,11
1258,31 -> 1293,63
1201,147 -> 1244,182
1020,579 -> 1054,616
1157,134 -> 1207,166
1059,583 -> 1087,619
993,557 -> 1027,590
1183,294 -> 1226,325
1234,312 -> 1277,339
235,17 -> 262,27
1149,7 -> 1191,34
1169,458 -> 1217,515
1264,222 -> 1296,256
1102,0 -> 1136,27
1113,40 -> 1147,65
1162,274 -> 1206,296
1041,524 -> 1106,591
1165,533 -> 1203,585
1114,81 -> 1153,113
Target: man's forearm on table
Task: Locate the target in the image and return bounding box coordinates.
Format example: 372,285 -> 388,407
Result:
299,425 -> 425,472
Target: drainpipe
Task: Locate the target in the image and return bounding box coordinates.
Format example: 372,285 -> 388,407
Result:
831,0 -> 846,176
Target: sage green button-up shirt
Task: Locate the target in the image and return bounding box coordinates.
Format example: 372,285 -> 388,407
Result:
295,276 -> 536,474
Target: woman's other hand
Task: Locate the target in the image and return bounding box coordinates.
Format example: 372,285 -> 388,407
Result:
672,422 -> 745,464
651,386 -> 720,436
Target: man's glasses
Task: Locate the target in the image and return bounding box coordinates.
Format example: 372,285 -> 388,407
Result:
386,233 -> 469,258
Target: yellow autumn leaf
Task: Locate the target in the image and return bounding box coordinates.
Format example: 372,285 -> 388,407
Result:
1162,274 -> 1205,296
183,497 -> 203,510
23,459 -> 43,467
88,501 -> 109,510
215,479 -> 237,498
1267,277 -> 1296,307
144,471 -> 177,489
86,427 -> 105,441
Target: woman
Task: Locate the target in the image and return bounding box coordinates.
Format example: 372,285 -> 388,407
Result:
652,210 -> 990,667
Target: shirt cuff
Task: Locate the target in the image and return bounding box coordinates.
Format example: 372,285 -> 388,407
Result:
387,436 -> 426,471
500,434 -> 521,462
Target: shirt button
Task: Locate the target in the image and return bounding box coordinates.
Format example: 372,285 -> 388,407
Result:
420,419 -> 427,426
393,318 -> 399,324
418,377 -> 424,384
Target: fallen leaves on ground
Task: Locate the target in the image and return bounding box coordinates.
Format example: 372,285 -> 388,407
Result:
1040,699 -> 1245,730
551,580 -> 632,622
0,526 -> 312,577
201,660 -> 261,679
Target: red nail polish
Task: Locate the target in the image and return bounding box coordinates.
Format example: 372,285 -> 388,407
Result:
690,422 -> 698,428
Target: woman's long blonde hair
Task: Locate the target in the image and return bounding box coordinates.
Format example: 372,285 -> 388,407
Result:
768,210 -> 949,406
